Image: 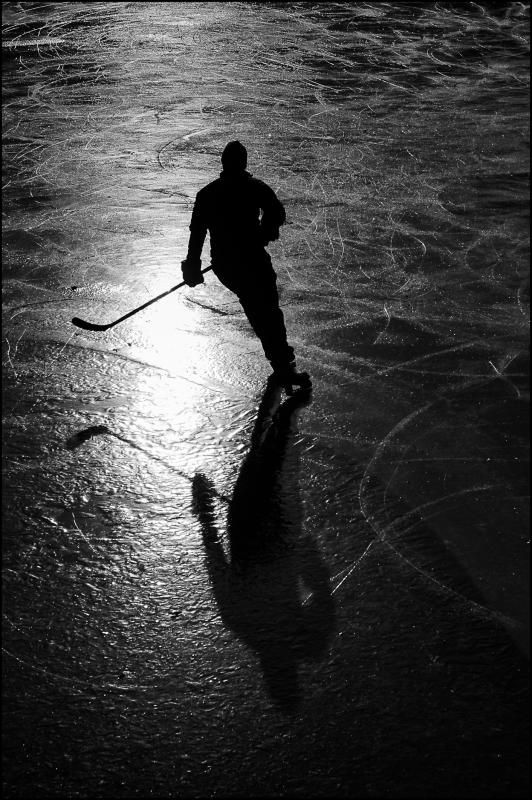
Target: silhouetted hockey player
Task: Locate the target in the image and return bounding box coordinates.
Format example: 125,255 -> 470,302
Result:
181,140 -> 311,394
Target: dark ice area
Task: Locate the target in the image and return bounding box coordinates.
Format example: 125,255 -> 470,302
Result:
2,2 -> 529,797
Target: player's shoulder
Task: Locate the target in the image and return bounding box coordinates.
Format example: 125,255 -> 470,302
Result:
197,177 -> 222,197
248,176 -> 275,194
196,174 -> 273,198
247,175 -> 268,188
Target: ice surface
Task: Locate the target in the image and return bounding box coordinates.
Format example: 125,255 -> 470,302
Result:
2,2 -> 529,797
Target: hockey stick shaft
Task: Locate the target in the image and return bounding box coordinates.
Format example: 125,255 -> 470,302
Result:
72,266 -> 213,331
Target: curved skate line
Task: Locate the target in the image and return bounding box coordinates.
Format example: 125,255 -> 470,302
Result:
340,336 -> 513,386
379,402 -> 499,523
358,401 -> 522,631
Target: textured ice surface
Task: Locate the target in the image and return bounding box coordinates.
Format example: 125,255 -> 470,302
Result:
2,2 -> 529,797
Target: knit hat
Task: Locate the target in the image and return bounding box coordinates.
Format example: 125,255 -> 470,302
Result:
221,140 -> 247,171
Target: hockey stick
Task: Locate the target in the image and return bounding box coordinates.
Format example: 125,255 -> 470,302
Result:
72,266 -> 213,332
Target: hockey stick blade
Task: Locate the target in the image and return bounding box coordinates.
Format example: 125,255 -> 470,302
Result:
71,266 -> 213,333
71,317 -> 112,332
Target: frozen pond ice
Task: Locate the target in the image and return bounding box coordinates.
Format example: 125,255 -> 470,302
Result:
2,1 -> 529,797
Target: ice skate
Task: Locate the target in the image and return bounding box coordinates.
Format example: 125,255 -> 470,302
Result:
272,361 -> 312,395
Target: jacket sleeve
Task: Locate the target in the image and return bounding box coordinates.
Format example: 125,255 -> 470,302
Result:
186,191 -> 208,263
258,182 -> 286,244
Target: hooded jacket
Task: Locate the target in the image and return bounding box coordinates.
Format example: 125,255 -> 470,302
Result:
186,170 -> 286,269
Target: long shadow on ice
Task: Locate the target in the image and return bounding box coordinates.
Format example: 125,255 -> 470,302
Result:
192,377 -> 335,714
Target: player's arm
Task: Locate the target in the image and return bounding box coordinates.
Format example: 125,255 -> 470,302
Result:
182,191 -> 208,286
258,182 -> 286,245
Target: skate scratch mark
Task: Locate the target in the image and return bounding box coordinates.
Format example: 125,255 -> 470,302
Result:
157,139 -> 175,170
340,337 -> 508,386
488,359 -> 521,399
328,540 -> 376,598
384,484 -> 506,534
71,512 -> 100,556
516,284 -> 528,318
4,337 -> 18,379
10,298 -> 67,316
359,401 -> 523,631
381,423 -> 509,515
373,304 -> 391,344
357,259 -> 372,281
323,210 -> 335,256
335,218 -> 345,267
387,456 -> 518,464
380,408 -> 431,507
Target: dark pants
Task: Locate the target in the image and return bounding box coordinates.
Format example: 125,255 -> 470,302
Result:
213,252 -> 294,371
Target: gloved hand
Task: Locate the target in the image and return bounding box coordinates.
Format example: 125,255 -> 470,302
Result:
181,259 -> 204,287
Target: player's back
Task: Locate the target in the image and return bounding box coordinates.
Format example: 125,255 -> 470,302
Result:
191,171 -> 284,263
